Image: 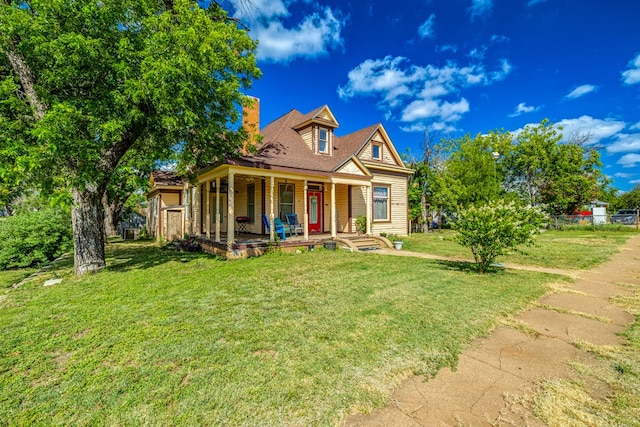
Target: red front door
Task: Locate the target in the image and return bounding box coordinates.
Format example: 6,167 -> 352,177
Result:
307,191 -> 322,233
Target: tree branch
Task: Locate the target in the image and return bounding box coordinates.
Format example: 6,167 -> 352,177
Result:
5,49 -> 47,120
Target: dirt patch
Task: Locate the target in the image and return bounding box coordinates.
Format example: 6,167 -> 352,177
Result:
345,234 -> 640,426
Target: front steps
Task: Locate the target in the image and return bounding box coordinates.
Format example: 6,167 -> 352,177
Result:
335,235 -> 393,252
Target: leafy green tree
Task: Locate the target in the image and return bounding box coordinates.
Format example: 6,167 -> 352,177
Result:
617,184 -> 640,210
406,131 -> 445,232
506,119 -> 603,215
102,152 -> 156,237
0,0 -> 260,274
452,200 -> 546,273
433,131 -> 512,213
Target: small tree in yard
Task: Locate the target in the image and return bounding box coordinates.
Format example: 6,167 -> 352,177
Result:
452,200 -> 547,273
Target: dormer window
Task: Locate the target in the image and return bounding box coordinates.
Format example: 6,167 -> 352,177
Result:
372,143 -> 382,160
318,128 -> 329,154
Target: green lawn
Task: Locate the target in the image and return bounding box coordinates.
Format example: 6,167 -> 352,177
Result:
0,232 -> 629,426
402,228 -> 636,270
0,267 -> 38,289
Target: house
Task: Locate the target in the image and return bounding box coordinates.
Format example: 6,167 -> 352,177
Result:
146,98 -> 414,257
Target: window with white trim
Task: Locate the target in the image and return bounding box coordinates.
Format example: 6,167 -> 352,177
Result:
318,128 -> 328,154
247,184 -> 255,223
279,183 -> 295,221
373,185 -> 390,221
372,143 -> 381,160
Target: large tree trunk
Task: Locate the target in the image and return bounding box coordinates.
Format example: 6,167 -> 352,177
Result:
102,192 -> 119,237
420,192 -> 428,233
72,185 -> 106,275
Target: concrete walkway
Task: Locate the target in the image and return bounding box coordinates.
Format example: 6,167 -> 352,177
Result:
346,234 -> 640,426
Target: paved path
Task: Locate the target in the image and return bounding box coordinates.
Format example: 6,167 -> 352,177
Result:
346,234 -> 640,426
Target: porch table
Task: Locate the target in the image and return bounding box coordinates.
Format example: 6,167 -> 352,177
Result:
236,216 -> 249,233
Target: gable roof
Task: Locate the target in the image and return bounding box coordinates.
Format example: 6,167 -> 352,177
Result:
233,106 -> 406,178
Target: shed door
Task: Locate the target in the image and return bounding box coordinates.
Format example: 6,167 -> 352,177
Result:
167,210 -> 183,241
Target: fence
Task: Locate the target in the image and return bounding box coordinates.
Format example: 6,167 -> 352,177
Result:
550,214 -> 639,230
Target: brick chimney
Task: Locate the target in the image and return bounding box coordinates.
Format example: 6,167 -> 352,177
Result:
242,96 -> 260,155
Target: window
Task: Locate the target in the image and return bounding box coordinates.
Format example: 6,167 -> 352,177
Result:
372,143 -> 381,160
279,183 -> 295,221
318,128 -> 328,153
247,184 -> 255,223
373,186 -> 390,221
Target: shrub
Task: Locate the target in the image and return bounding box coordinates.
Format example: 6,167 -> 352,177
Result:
0,207 -> 73,270
452,200 -> 547,273
355,215 -> 367,234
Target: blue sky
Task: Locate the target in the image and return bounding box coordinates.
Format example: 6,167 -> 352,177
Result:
227,0 -> 640,192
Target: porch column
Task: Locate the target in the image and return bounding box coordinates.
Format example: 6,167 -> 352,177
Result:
205,181 -> 211,239
269,176 -> 275,240
303,180 -> 309,240
194,185 -> 201,235
365,184 -> 372,235
330,182 -> 336,238
215,177 -> 221,242
184,186 -> 190,236
227,172 -> 235,248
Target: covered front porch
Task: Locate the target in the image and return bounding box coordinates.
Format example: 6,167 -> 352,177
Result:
184,163 -> 376,253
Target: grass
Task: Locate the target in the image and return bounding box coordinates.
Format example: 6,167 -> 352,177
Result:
1,229 -> 634,426
402,228 -> 636,269
529,288 -> 640,426
0,240 -> 562,426
0,267 -> 38,289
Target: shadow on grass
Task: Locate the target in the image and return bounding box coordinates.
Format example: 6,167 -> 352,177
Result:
103,240 -> 215,273
433,259 -> 502,274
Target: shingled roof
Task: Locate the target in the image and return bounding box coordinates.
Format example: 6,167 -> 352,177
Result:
234,107 -> 381,175
151,170 -> 184,187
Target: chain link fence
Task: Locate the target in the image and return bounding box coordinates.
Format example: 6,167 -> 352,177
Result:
549,213 -> 639,230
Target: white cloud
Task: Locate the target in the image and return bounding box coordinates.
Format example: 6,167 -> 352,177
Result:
401,98 -> 470,122
622,53 -> 640,85
418,14 -> 436,39
490,34 -> 509,44
338,54 -> 511,130
527,0 -> 549,6
614,172 -> 632,178
617,153 -> 640,168
337,56 -> 426,107
556,116 -> 625,144
631,121 -> 640,130
492,59 -> 512,81
468,0 -> 493,21
607,133 -> 640,153
437,44 -> 458,53
565,84 -> 599,99
234,1 -> 345,63
509,102 -> 540,117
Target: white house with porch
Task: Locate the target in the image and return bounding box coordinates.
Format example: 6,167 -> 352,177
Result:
146,98 -> 414,257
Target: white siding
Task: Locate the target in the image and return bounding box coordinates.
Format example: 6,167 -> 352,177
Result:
351,186 -> 367,232
335,184 -> 349,232
370,173 -> 409,236
300,127 -> 313,151
337,160 -> 365,175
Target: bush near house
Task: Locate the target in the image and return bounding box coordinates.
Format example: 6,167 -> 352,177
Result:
0,207 -> 73,270
452,200 -> 547,272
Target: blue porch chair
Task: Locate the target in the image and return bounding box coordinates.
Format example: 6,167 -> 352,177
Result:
286,213 -> 304,236
262,214 -> 286,240
275,217 -> 292,237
